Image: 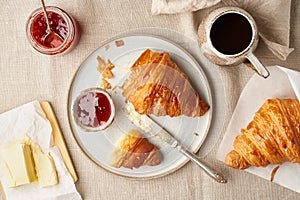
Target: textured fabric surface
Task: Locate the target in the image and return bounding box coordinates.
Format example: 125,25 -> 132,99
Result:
151,0 -> 221,14
0,0 -> 300,199
152,0 -> 294,60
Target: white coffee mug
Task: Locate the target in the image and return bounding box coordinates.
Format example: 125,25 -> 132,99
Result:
198,6 -> 270,78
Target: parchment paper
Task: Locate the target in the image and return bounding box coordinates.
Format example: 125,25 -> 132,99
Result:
217,66 -> 300,193
0,101 -> 82,200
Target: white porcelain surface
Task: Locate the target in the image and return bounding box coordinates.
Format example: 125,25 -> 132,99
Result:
67,34 -> 212,179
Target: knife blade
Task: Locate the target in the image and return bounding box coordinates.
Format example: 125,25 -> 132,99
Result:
125,103 -> 227,183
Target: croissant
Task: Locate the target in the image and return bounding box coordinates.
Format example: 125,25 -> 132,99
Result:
121,49 -> 209,117
226,98 -> 300,169
110,129 -> 161,169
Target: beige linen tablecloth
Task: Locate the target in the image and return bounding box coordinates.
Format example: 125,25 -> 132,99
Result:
1,0 -> 300,199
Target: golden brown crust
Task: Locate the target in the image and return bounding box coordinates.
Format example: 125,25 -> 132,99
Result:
122,49 -> 209,117
226,98 -> 300,169
110,130 -> 161,169
225,150 -> 250,169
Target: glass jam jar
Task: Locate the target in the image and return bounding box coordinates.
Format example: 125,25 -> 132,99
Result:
26,6 -> 80,55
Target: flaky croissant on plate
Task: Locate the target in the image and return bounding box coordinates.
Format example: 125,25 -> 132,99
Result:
121,49 -> 209,117
226,98 -> 300,169
110,129 -> 161,169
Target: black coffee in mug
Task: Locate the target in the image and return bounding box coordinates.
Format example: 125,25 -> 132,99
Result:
210,13 -> 253,55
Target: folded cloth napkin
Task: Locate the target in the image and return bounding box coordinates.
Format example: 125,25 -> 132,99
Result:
151,0 -> 294,60
151,0 -> 221,13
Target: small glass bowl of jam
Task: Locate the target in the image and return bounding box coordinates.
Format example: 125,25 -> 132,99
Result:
26,6 -> 80,55
72,88 -> 115,132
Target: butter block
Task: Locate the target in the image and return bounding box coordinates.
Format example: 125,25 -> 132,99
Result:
31,143 -> 58,187
0,142 -> 37,187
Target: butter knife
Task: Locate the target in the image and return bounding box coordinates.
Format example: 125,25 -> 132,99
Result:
125,104 -> 227,183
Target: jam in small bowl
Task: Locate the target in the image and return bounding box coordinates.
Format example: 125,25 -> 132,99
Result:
72,88 -> 115,132
26,6 -> 80,55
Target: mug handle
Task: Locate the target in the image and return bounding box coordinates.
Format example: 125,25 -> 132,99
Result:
245,52 -> 270,78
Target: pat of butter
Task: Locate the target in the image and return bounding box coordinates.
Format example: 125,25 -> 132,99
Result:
0,139 -> 59,188
0,142 -> 37,187
31,143 -> 58,187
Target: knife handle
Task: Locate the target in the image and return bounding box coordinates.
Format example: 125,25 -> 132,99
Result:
177,146 -> 227,183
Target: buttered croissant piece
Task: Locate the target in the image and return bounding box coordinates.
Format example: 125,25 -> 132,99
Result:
226,98 -> 300,169
122,49 -> 209,117
110,129 -> 161,169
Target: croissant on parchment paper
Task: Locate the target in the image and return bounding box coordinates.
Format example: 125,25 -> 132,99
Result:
121,49 -> 209,117
110,129 -> 161,169
226,98 -> 300,169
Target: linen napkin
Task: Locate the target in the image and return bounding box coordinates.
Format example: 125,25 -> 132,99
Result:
151,0 -> 221,14
151,0 -> 294,60
217,66 -> 300,193
0,101 -> 82,200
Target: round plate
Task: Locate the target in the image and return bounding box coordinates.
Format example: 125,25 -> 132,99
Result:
67,34 -> 212,179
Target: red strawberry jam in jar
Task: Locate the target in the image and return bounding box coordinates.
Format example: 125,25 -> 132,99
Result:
26,6 -> 80,55
72,88 -> 115,132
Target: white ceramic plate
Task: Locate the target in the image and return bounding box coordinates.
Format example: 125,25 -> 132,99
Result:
67,34 -> 212,179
